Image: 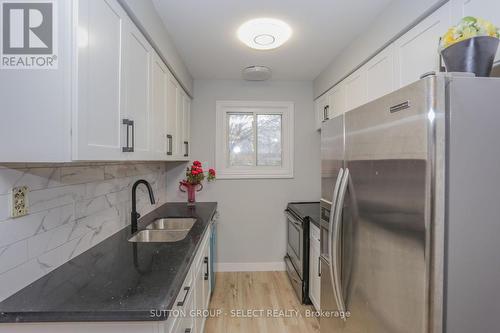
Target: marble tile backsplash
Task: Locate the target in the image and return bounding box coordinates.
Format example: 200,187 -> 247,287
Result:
0,162 -> 169,301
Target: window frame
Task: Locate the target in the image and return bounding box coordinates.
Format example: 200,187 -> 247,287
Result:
215,100 -> 294,179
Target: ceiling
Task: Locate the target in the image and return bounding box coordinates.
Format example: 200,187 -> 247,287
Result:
152,0 -> 392,81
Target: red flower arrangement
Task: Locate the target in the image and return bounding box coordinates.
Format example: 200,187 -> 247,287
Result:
179,161 -> 216,204
184,160 -> 216,185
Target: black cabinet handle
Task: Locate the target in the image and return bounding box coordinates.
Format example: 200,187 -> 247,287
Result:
323,105 -> 330,122
166,134 -> 173,155
318,256 -> 321,277
122,119 -> 134,152
130,120 -> 134,152
204,256 -> 209,281
185,329 -> 192,333
184,141 -> 189,157
177,286 -> 190,306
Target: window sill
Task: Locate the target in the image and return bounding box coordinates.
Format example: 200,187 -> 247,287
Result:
216,169 -> 294,179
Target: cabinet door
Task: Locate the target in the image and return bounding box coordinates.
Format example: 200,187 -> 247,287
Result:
344,68 -> 367,112
182,94 -> 191,158
451,0 -> 500,63
314,94 -> 329,130
166,73 -> 179,158
193,259 -> 204,333
365,44 -> 397,103
122,20 -> 152,160
309,224 -> 321,311
202,240 -> 211,310
394,3 -> 451,88
175,89 -> 185,159
327,83 -> 345,119
151,52 -> 168,159
172,292 -> 195,333
74,0 -> 127,160
314,98 -> 322,130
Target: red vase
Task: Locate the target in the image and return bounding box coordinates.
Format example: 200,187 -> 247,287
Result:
179,181 -> 203,205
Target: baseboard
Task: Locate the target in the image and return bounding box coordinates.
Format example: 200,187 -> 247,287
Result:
215,261 -> 286,272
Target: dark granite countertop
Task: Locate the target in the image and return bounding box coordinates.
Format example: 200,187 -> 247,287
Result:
0,202 -> 217,323
287,202 -> 320,227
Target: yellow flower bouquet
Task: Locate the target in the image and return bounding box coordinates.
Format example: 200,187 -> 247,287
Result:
440,16 -> 499,77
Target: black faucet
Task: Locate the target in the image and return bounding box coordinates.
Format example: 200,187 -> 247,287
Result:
131,179 -> 156,233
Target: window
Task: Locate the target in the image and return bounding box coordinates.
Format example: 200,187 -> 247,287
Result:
216,101 -> 294,179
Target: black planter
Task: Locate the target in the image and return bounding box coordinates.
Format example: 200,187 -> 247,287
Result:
441,36 -> 499,77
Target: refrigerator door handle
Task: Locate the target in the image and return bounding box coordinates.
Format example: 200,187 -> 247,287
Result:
332,167 -> 349,320
328,168 -> 344,314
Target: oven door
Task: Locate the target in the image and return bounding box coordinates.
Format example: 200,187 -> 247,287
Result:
286,211 -> 303,278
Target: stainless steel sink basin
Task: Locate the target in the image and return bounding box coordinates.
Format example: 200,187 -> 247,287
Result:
128,229 -> 190,243
128,218 -> 197,243
145,218 -> 196,231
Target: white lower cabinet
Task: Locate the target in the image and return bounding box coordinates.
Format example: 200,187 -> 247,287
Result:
172,293 -> 195,333
193,231 -> 211,333
309,223 -> 321,311
168,226 -> 212,333
0,226 -> 213,333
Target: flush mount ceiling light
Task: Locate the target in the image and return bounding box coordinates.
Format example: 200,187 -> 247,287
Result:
237,18 -> 292,50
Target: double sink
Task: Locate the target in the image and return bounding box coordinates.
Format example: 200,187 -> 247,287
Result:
128,218 -> 196,243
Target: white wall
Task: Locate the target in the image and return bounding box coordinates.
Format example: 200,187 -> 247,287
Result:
0,162 -> 168,301
314,0 -> 447,98
118,0 -> 193,95
166,80 -> 320,269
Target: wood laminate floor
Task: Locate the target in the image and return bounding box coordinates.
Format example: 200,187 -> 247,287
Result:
205,271 -> 320,333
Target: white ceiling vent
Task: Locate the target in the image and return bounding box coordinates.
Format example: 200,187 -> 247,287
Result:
242,66 -> 272,81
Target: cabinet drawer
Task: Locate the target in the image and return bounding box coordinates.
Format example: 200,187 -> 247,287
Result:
173,265 -> 194,310
171,291 -> 195,333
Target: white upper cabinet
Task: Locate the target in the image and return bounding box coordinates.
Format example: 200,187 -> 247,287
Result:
314,93 -> 329,130
315,2 -> 452,122
394,3 -> 451,88
122,20 -> 153,160
344,67 -> 367,112
166,73 -> 179,158
451,0 -> 500,62
73,0 -> 127,161
0,0 -> 191,162
176,88 -> 184,158
151,52 -> 169,159
365,43 -> 396,103
327,82 -> 345,119
181,93 -> 191,158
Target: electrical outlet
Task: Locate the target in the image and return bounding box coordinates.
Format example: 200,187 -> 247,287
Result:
11,186 -> 29,218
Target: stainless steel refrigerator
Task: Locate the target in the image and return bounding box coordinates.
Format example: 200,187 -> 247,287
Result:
320,73 -> 500,333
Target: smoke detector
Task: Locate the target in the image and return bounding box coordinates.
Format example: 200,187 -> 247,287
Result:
242,66 -> 272,81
